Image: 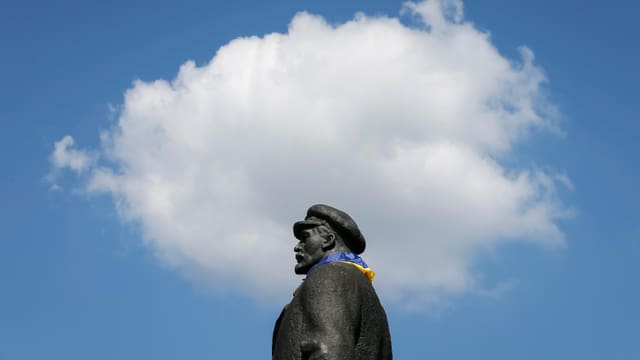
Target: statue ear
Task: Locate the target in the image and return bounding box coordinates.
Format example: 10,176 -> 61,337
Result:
322,232 -> 336,250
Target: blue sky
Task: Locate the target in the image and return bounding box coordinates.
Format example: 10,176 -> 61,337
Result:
1,0 -> 639,359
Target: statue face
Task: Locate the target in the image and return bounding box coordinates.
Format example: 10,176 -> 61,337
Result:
293,227 -> 327,275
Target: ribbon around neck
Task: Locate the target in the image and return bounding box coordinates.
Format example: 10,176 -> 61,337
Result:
308,252 -> 375,282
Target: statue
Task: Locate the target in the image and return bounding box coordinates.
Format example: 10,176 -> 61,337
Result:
272,204 -> 393,360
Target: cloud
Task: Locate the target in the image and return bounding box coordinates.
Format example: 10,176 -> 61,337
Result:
53,0 -> 571,308
50,135 -> 92,173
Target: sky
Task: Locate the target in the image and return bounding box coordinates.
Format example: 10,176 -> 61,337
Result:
1,0 -> 639,359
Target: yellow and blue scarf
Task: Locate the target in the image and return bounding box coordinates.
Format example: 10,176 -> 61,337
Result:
309,252 -> 375,282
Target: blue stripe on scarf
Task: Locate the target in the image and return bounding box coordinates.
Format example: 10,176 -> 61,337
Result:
308,252 -> 370,273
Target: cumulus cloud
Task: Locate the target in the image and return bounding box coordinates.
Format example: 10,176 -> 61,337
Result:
50,135 -> 92,173
53,0 -> 571,308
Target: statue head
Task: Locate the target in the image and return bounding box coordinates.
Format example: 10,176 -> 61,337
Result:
292,204 -> 366,274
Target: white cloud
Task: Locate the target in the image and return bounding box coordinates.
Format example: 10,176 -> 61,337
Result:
50,135 -> 92,173
53,0 -> 571,308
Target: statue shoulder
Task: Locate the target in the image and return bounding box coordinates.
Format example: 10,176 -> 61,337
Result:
306,261 -> 364,282
300,261 -> 369,302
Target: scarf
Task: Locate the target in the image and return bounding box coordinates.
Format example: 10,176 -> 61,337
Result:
308,252 -> 375,282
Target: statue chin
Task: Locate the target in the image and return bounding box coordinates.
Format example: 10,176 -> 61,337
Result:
294,262 -> 310,275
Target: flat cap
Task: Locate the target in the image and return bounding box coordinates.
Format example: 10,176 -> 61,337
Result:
293,204 -> 366,254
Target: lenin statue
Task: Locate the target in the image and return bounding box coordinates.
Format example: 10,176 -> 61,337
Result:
272,204 -> 393,360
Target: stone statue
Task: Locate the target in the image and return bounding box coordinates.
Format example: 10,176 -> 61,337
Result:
272,204 -> 393,360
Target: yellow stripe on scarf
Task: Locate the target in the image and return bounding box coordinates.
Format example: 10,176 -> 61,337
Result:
339,261 -> 375,282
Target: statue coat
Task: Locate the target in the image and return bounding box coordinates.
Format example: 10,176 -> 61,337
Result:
272,261 -> 392,360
